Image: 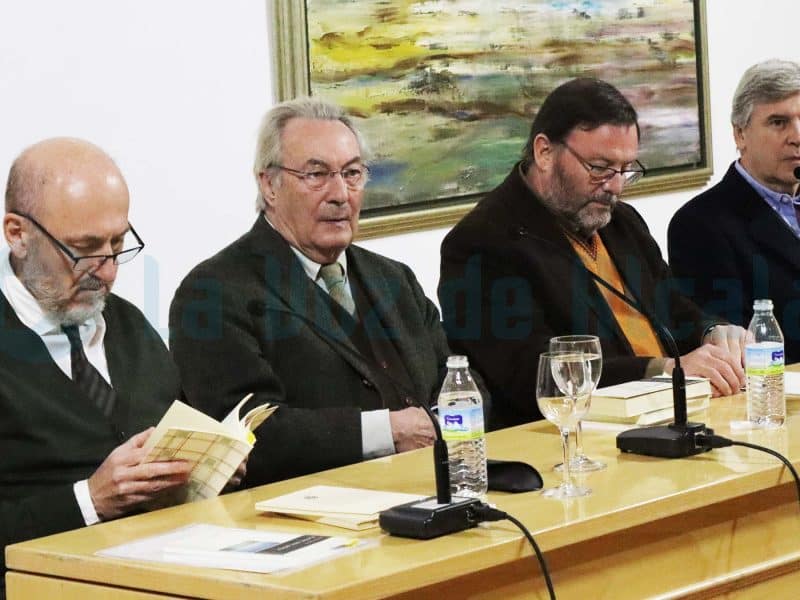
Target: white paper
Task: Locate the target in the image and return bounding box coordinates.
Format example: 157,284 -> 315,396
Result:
97,523 -> 370,574
784,372 -> 800,396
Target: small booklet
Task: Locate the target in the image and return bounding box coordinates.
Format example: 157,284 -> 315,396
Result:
97,523 -> 369,574
142,395 -> 277,502
586,377 -> 711,421
255,485 -> 426,530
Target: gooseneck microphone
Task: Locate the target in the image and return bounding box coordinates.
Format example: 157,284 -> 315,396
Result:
585,270 -> 715,458
520,229 -> 716,457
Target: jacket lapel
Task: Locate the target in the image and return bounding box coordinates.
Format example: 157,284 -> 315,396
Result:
244,215 -> 375,380
502,169 -> 627,344
725,167 -> 800,274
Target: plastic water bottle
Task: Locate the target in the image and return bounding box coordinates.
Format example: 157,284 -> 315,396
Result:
745,299 -> 785,427
437,355 -> 487,498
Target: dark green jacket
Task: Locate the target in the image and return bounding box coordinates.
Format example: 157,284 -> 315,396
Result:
169,215 -> 463,486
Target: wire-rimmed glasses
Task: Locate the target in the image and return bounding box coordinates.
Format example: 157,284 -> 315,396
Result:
561,143 -> 646,186
272,164 -> 370,191
11,211 -> 144,272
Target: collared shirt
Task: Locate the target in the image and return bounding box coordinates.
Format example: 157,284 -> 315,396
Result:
0,246 -> 105,526
263,216 -> 395,458
736,160 -> 800,238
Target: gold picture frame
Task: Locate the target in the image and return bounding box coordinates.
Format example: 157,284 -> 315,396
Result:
269,0 -> 712,240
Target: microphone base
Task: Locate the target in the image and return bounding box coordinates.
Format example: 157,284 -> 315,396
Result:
617,421 -> 714,458
379,496 -> 483,539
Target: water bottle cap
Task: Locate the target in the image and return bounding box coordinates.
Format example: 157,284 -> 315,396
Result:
446,355 -> 469,369
753,298 -> 774,310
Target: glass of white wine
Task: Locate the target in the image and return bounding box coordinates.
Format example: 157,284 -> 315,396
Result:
536,351 -> 593,498
549,335 -> 606,472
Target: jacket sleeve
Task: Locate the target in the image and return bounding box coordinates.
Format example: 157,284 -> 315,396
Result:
1,484 -> 85,574
168,269 -> 364,487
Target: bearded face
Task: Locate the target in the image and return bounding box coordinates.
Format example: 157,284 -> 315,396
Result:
16,232 -> 109,326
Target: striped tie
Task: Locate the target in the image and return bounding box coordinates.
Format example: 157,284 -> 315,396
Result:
318,263 -> 356,317
62,324 -> 117,418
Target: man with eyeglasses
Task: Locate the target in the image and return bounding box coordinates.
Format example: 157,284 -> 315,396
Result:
439,78 -> 745,428
170,97 -> 483,485
0,137 -> 192,590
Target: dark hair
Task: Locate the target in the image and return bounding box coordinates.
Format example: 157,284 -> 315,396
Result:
521,78 -> 639,170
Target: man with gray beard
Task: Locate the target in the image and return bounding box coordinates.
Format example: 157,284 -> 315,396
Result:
0,138 -> 192,595
439,78 -> 745,428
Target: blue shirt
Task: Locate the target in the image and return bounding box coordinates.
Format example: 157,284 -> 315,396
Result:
735,161 -> 800,238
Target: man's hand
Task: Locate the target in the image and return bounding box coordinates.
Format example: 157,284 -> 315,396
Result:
88,428 -> 192,521
223,457 -> 248,492
664,343 -> 745,397
389,407 -> 436,453
703,324 -> 750,367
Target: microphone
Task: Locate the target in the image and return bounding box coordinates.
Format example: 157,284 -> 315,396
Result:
378,401 -> 485,539
794,166 -> 800,180
585,270 -> 715,458
519,229 -> 715,458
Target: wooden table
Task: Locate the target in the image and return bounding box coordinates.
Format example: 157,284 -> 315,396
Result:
7,390 -> 800,599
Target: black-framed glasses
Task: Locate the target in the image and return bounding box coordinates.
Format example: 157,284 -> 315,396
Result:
11,211 -> 145,272
272,164 -> 370,191
561,143 -> 646,186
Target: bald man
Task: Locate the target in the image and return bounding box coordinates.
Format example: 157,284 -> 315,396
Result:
0,138 -> 191,592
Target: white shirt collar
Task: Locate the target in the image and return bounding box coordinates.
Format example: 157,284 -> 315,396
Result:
0,245 -> 105,344
262,215 -> 348,281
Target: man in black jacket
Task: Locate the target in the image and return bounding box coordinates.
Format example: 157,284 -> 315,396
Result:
0,138 -> 191,594
170,98 -> 483,486
440,78 -> 745,428
669,59 -> 800,362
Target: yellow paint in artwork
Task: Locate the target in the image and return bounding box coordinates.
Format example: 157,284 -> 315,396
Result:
312,38 -> 427,73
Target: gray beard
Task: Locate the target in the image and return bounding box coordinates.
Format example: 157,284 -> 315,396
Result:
16,246 -> 108,326
542,164 -> 617,238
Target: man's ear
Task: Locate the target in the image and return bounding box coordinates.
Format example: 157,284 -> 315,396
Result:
531,133 -> 557,174
258,171 -> 279,208
733,123 -> 746,155
3,213 -> 28,258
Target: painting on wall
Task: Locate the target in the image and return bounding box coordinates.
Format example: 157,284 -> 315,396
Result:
271,0 -> 711,237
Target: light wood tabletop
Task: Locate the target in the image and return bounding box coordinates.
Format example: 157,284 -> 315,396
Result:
7,386 -> 800,599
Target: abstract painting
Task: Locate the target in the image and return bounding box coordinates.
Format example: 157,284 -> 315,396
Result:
271,0 -> 710,237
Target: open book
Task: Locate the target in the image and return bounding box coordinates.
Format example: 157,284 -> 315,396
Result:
142,394 -> 276,502
255,485 -> 425,531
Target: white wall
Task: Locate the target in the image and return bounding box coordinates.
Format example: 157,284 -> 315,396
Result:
0,0 -> 797,338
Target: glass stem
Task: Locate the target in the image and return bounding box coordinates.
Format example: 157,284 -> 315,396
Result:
574,420 -> 584,459
560,427 -> 571,489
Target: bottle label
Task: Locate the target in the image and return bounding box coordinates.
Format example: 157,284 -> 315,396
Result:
440,406 -> 484,441
745,345 -> 784,376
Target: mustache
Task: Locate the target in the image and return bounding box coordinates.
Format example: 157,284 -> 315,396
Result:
584,193 -> 618,209
78,275 -> 108,292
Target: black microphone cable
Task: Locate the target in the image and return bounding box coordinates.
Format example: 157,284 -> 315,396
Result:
695,433 -> 800,509
470,503 -> 556,600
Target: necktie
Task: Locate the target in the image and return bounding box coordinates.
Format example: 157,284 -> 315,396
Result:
62,324 -> 117,417
318,263 -> 356,317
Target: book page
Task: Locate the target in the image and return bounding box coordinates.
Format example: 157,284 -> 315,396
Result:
255,485 -> 425,520
141,396 -> 276,503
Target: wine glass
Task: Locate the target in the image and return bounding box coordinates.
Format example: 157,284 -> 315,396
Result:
536,351 -> 593,498
549,335 -> 606,472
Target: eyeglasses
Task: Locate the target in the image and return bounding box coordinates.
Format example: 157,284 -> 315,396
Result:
11,211 -> 145,272
272,164 -> 370,191
561,143 -> 646,186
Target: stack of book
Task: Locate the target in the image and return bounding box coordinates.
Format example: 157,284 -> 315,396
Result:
584,377 -> 711,426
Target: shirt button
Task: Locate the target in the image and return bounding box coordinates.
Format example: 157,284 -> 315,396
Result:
361,378 -> 374,389
405,396 -> 415,406
380,361 -> 389,370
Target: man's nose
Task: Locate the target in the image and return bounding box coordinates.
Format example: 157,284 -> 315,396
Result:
602,171 -> 626,196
